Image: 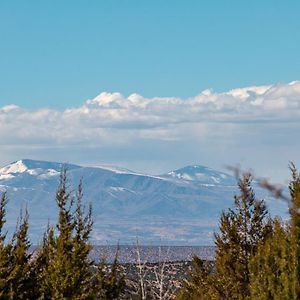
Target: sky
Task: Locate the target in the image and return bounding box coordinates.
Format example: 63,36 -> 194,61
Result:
0,1 -> 299,181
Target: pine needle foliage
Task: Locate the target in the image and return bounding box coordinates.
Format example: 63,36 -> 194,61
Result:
0,193 -> 8,243
0,168 -> 126,298
0,193 -> 12,298
249,219 -> 292,300
95,253 -> 125,300
41,168 -> 94,299
177,173 -> 271,300
7,209 -> 33,299
176,256 -> 215,300
32,224 -> 55,299
289,163 -> 300,299
247,164 -> 300,300
214,173 -> 271,299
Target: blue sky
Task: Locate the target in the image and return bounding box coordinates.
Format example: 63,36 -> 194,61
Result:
0,1 -> 299,181
1,0 -> 300,108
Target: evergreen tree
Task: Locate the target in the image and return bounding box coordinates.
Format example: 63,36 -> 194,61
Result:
40,168 -> 95,299
0,192 -> 12,298
70,179 -> 94,299
7,209 -> 33,299
249,219 -> 292,300
42,168 -> 75,299
248,164 -> 300,300
0,168 -> 127,299
289,163 -> 300,299
177,174 -> 271,300
32,223 -> 55,299
94,251 -> 125,300
213,174 -> 271,299
176,256 -> 215,300
0,193 -> 8,242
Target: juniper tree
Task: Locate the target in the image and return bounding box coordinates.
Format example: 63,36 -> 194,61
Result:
7,209 -> 33,299
41,168 -> 75,299
176,256 -> 215,300
31,224 -> 55,299
0,193 -> 12,297
214,174 -> 271,299
288,163 -> 300,299
176,174 -> 271,300
70,179 -> 94,298
0,193 -> 7,243
94,246 -> 125,300
41,168 -> 94,299
249,219 -> 292,300
247,164 -> 300,300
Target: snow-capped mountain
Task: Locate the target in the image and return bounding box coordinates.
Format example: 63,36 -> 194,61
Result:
0,159 -> 288,245
163,165 -> 236,186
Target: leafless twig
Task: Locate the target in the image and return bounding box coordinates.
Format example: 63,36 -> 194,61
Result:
135,237 -> 148,300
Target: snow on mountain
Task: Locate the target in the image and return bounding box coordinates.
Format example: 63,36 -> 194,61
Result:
0,159 -> 80,179
0,160 -> 28,174
0,159 -> 288,245
92,164 -> 137,175
163,165 -> 236,186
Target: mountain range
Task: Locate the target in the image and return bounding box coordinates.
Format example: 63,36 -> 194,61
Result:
0,159 -> 288,245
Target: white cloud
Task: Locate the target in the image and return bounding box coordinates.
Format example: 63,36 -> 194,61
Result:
0,81 -> 299,180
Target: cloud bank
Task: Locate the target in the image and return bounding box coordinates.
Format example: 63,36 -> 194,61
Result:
1,81 -> 300,180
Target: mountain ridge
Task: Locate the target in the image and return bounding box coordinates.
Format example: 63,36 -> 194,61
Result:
0,159 -> 287,245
